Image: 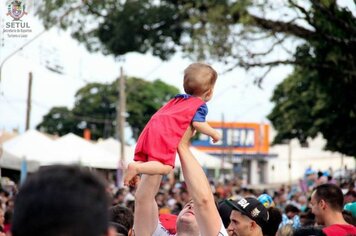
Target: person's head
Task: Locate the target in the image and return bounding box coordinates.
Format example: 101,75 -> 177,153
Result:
344,190 -> 356,204
183,62 -> 218,102
109,222 -> 128,236
344,202 -> 356,219
310,183 -> 344,225
176,200 -> 199,233
113,188 -> 125,205
225,197 -> 269,236
342,210 -> 356,226
109,205 -> 133,235
11,165 -> 114,236
179,188 -> 190,204
285,204 -> 300,219
276,224 -> 293,236
299,210 -> 315,227
218,200 -> 233,229
264,207 -> 282,236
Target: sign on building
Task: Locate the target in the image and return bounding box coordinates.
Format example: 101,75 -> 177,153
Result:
192,122 -> 270,156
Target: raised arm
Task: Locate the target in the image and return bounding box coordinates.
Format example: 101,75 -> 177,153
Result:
177,126 -> 223,236
133,174 -> 162,236
192,121 -> 221,143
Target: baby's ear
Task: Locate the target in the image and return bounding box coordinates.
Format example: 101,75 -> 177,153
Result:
206,88 -> 214,99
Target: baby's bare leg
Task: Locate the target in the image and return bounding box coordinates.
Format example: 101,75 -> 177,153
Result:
124,162 -> 141,186
137,161 -> 173,175
124,161 -> 172,186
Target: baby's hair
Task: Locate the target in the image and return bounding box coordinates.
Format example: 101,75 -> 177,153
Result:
183,63 -> 217,96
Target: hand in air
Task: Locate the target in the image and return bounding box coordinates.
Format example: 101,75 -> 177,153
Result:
212,132 -> 221,143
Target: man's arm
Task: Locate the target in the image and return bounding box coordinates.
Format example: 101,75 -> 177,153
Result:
178,126 -> 223,236
192,121 -> 221,143
133,174 -> 162,236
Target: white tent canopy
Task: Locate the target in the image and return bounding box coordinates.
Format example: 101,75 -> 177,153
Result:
96,138 -> 135,168
1,131 -> 232,173
54,133 -> 119,169
96,138 -> 232,170
2,130 -> 69,166
0,149 -> 39,172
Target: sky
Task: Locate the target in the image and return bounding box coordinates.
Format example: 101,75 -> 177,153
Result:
0,0 -> 353,141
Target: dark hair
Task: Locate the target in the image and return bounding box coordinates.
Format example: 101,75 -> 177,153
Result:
345,190 -> 356,198
263,207 -> 282,236
11,165 -> 110,236
299,210 -> 315,227
4,209 -> 13,225
342,210 -> 356,226
109,222 -> 128,236
109,205 -> 134,231
293,226 -> 326,236
313,183 -> 344,211
285,204 -> 301,214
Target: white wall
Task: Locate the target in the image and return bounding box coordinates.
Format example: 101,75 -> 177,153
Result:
266,137 -> 355,184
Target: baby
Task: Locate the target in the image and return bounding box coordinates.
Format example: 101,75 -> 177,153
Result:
124,62 -> 221,186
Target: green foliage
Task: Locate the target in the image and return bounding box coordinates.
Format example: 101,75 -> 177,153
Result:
36,0 -> 237,60
268,68 -> 321,145
37,78 -> 179,140
269,2 -> 356,156
96,1 -> 184,59
36,106 -> 78,136
125,78 -> 179,139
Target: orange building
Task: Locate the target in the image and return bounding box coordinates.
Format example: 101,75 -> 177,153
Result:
192,122 -> 276,184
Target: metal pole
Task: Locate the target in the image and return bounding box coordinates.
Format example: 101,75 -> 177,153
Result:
220,113 -> 225,180
119,67 -> 126,164
116,67 -> 126,187
25,72 -> 33,130
288,140 -> 292,186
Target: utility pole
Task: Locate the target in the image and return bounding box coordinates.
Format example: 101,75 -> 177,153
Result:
220,113 -> 225,179
119,67 -> 126,164
288,140 -> 292,186
116,67 -> 126,187
25,72 -> 33,130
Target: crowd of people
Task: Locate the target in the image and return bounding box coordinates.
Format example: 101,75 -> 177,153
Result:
0,128 -> 355,236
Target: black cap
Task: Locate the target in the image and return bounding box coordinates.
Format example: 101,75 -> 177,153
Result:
224,197 -> 269,229
218,200 -> 233,228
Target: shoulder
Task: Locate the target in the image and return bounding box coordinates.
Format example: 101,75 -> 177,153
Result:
196,103 -> 208,115
323,224 -> 356,234
175,94 -> 191,99
217,222 -> 229,236
152,222 -> 176,236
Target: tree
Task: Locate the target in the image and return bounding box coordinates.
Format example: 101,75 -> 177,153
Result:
37,78 -> 179,140
36,0 -> 356,155
268,66 -> 356,157
268,2 -> 356,157
36,107 -> 79,136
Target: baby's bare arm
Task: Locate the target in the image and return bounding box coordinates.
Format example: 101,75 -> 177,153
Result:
192,121 -> 221,143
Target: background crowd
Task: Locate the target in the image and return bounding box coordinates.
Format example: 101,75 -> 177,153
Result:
0,164 -> 355,236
